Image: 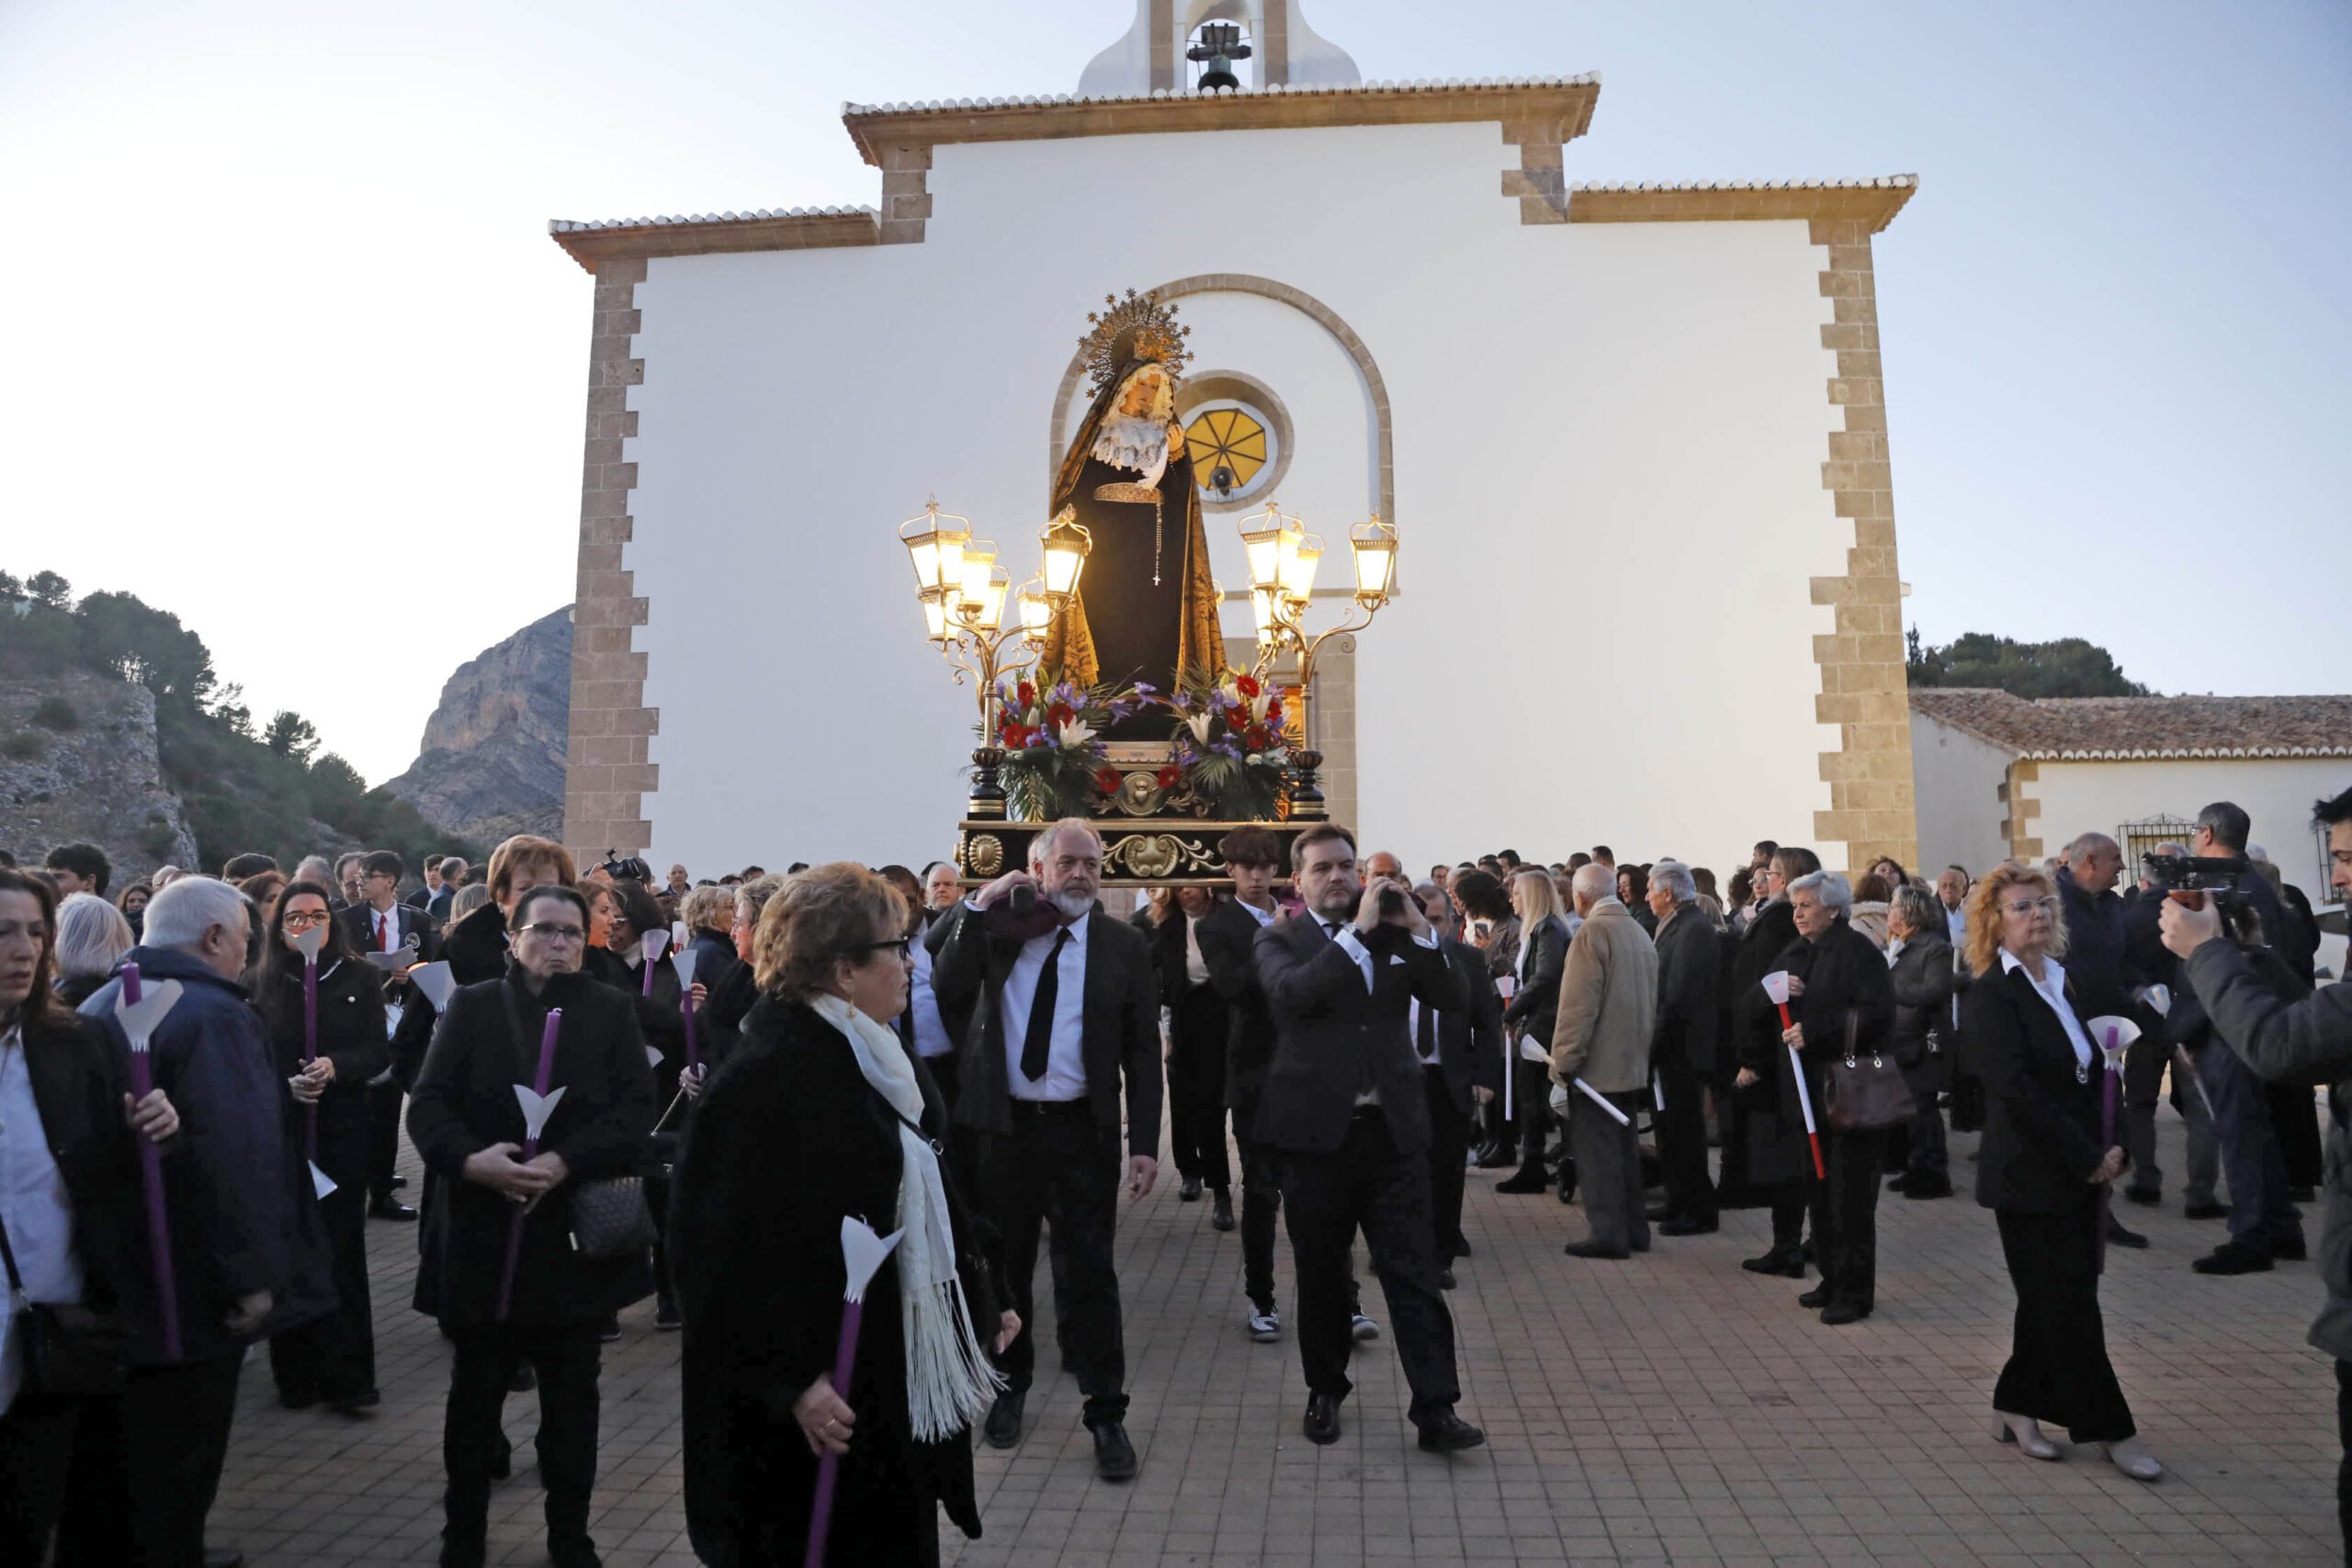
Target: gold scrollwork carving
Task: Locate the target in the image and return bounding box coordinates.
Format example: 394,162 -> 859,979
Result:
963,834 -> 1005,878
1103,831 -> 1220,881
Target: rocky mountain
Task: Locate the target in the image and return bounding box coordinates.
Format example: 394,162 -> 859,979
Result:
383,606 -> 571,844
1,666 -> 201,882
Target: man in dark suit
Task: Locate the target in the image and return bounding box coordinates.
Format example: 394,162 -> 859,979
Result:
404,853 -> 443,910
932,818 -> 1161,1482
1254,823 -> 1484,1453
1196,826 -> 1288,1340
1410,878 -> 1504,1285
1647,861 -> 1721,1235
336,849 -> 442,1222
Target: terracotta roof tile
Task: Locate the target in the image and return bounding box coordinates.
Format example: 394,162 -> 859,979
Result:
1909,688 -> 2352,761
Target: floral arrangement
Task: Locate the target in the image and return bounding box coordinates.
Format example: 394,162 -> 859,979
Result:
989,671 -> 1147,821
1153,667 -> 1297,820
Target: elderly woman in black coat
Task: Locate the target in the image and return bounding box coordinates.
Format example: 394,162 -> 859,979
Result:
1729,846 -> 1817,1259
670,863 -> 1016,1568
1886,885 -> 1958,1201
407,884 -> 654,1568
254,879 -> 388,1412
1965,860 -> 2160,1481
1739,869 -> 1897,1324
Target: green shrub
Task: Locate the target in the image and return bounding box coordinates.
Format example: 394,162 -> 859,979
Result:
30,695 -> 77,729
2,731 -> 47,761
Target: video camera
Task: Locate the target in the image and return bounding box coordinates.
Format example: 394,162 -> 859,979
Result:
2141,850 -> 2272,949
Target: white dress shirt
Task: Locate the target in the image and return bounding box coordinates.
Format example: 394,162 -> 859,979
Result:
1182,916 -> 1209,986
906,933 -> 956,1061
1000,916 -> 1090,1101
1999,949 -> 2094,1077
368,901 -> 401,952
0,1023 -> 85,1416
1237,899 -> 1277,930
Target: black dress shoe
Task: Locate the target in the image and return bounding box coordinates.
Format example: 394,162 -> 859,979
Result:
389,1175 -> 409,1190
1474,1146 -> 1515,1170
2183,1199 -> 2227,1220
1885,1173 -> 1910,1194
508,1363 -> 535,1393
1211,1192 -> 1236,1232
1416,1413 -> 1486,1453
368,1200 -> 418,1223
1494,1169 -> 1548,1194
1902,1177 -> 1954,1200
656,1296 -> 683,1331
1659,1216 -> 1718,1235
1818,1301 -> 1871,1325
1091,1421 -> 1138,1481
1796,1283 -> 1832,1309
1645,1203 -> 1680,1223
1798,1239 -> 1816,1263
277,1386 -> 319,1411
2105,1218 -> 2149,1249
1741,1248 -> 1805,1278
2122,1185 -> 2160,1206
1436,1268 -> 1456,1290
328,1388 -> 382,1416
2275,1235 -> 2309,1261
983,1392 -> 1024,1449
1303,1392 -> 1342,1445
2290,1186 -> 2316,1203
1452,1239 -> 1472,1258
204,1549 -> 245,1568
2192,1241 -> 2273,1275
1564,1240 -> 1629,1260
1179,1178 -> 1203,1201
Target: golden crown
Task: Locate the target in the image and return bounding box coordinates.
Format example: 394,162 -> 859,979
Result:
1080,288 -> 1193,397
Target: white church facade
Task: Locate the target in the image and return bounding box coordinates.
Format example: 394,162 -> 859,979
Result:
552,0 -> 1922,877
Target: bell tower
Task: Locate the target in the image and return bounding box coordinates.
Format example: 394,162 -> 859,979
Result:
1077,0 -> 1361,96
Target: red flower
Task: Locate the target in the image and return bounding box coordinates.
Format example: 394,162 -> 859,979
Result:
1155,764 -> 1182,789
1246,726 -> 1272,750
1265,700 -> 1284,728
1046,702 -> 1075,730
1016,681 -> 1035,709
1093,766 -> 1123,795
1234,672 -> 1261,699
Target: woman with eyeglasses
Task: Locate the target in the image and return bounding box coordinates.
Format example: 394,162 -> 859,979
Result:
1964,860 -> 2160,1481
253,879 -> 389,1413
670,863 -> 1015,1567
406,884 -> 656,1568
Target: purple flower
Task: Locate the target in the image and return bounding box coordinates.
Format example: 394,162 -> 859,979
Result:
1025,733 -> 1049,750
1051,682 -> 1077,707
1134,681 -> 1157,695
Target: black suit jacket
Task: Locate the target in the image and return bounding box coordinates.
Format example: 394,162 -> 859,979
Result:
337,900 -> 442,964
1965,959 -> 2107,1213
931,904 -> 1162,1157
1253,914 -> 1466,1156
1499,914 -> 1569,1045
1427,936 -> 1505,1115
1196,898 -> 1279,1118
403,886 -> 431,910
1651,906 -> 1721,1076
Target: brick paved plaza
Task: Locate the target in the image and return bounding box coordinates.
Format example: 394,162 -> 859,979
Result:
210,1104 -> 2340,1566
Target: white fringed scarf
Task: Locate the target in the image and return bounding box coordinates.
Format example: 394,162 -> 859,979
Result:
808,993 -> 1004,1441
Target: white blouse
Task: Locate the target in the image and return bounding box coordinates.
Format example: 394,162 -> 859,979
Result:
1998,948 -> 2094,1077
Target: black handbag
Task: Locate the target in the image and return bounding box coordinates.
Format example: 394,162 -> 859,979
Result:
1826,1008 -> 1917,1134
567,1176 -> 657,1260
0,1208 -> 123,1397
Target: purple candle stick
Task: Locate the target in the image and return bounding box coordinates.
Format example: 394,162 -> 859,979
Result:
493,1008 -> 563,1324
674,945 -> 702,1075
2096,1023 -> 2120,1274
300,951 -> 320,1164
119,963 -> 185,1361
804,1218 -> 902,1568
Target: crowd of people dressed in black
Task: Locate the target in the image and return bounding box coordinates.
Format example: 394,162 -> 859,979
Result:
2,781 -> 2349,1564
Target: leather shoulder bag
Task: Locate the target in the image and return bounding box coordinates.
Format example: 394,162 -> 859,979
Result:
1826,1006 -> 1917,1133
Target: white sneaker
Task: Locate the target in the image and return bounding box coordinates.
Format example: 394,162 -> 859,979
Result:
1351,1313 -> 1381,1343
1247,1306 -> 1282,1342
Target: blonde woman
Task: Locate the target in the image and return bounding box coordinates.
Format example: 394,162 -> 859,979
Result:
1496,870 -> 1571,1195
1964,861 -> 2160,1481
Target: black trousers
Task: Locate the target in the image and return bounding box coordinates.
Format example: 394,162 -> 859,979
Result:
51,1351 -> 243,1567
1948,1065 -> 1985,1132
1992,1198 -> 2134,1443
1510,1055 -> 1553,1170
0,1386 -> 87,1562
2270,1081 -> 2324,1191
268,1173 -> 376,1401
1421,1066 -> 1470,1260
981,1101 -> 1128,1426
1809,1127 -> 1886,1308
1277,1107 -> 1461,1427
1655,1056 -> 1716,1223
922,1051 -> 961,1114
367,1078 -> 403,1203
1770,1185 -> 1809,1252
1166,983 -> 1231,1190
1233,1092 -> 1282,1311
2336,1358 -> 2351,1563
1712,1056 -> 1757,1203
441,1324 -> 604,1566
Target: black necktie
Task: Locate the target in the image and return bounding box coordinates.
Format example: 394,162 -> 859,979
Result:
1418,1002 -> 1438,1061
1020,927 -> 1072,1084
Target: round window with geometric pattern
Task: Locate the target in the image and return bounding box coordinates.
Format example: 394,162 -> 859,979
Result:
1185,405 -> 1272,502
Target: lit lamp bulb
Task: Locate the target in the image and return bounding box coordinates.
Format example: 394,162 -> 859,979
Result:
1250,586 -> 1283,646
957,541 -> 998,625
1017,580 -> 1050,639
1349,514 -> 1397,605
1238,502 -> 1292,592
1279,530 -> 1323,605
919,589 -> 950,642
1040,507 -> 1092,606
899,502 -> 971,601
974,564 -> 1010,632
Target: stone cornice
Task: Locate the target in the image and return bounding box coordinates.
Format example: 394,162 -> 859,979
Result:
548,209 -> 880,275
1567,177 -> 1917,232
841,77 -> 1601,166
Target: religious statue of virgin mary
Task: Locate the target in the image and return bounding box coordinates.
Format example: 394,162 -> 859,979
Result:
1040,290 -> 1225,739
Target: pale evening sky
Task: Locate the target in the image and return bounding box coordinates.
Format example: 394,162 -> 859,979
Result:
1,0 -> 2346,785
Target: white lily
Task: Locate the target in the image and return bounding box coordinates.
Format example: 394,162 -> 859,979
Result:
1057,718 -> 1097,749
1250,691 -> 1272,723
1187,711 -> 1216,746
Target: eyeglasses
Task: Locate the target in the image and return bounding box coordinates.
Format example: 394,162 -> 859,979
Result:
283,911 -> 333,931
2000,897 -> 2060,918
520,923 -> 587,942
856,938 -> 913,960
